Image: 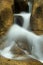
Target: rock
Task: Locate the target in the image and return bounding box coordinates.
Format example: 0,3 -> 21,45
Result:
0,56 -> 42,65
0,0 -> 14,37
14,0 -> 29,13
31,0 -> 43,35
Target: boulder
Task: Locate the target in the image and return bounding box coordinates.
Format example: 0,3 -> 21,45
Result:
0,0 -> 14,37
31,0 -> 43,35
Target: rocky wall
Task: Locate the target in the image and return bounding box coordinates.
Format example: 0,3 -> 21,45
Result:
0,0 -> 14,38
31,0 -> 43,35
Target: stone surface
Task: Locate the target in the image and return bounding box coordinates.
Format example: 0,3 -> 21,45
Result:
14,0 -> 29,13
0,0 -> 14,37
0,56 -> 42,65
30,0 -> 43,35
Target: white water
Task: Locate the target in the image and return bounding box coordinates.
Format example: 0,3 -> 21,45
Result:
0,1 -> 43,63
14,1 -> 32,30
14,13 -> 31,30
0,24 -> 43,63
28,2 -> 32,13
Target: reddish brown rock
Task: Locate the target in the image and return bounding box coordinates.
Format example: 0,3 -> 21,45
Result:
0,56 -> 42,65
31,0 -> 43,35
0,0 -> 14,37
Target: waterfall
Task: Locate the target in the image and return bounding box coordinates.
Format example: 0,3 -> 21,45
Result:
14,12 -> 31,30
14,1 -> 32,30
1,24 -> 43,63
28,2 -> 32,13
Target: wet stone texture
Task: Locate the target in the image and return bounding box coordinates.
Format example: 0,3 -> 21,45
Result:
0,0 -> 14,38
0,56 -> 43,65
14,0 -> 29,13
31,0 -> 43,35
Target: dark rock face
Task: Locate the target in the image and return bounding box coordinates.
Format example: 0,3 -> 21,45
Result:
14,16 -> 23,26
0,0 -> 14,37
14,0 -> 29,13
31,0 -> 43,35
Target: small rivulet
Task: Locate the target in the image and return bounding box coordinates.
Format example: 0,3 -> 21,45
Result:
0,0 -> 14,43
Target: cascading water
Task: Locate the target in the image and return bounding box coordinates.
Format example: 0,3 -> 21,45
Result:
14,13 -> 31,30
0,1 -> 32,55
14,1 -> 32,30
1,24 -> 43,63
28,1 -> 32,13
1,1 -> 43,63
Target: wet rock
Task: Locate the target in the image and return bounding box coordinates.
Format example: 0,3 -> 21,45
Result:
14,0 -> 29,13
0,0 -> 14,37
31,0 -> 43,35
